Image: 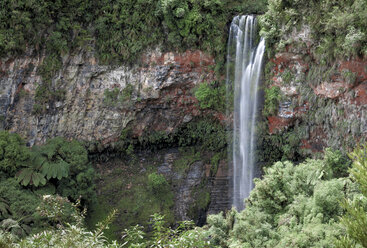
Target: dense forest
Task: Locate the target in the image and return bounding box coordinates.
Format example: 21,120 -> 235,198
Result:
1,0 -> 367,247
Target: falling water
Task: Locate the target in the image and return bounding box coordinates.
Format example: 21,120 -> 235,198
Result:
226,15 -> 265,210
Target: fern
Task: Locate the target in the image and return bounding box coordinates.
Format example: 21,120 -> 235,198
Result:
16,168 -> 46,187
0,198 -> 10,219
41,160 -> 69,180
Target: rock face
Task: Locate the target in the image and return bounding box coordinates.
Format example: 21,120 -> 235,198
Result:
266,25 -> 367,152
92,147 -> 230,234
0,48 -> 230,224
0,49 -> 215,146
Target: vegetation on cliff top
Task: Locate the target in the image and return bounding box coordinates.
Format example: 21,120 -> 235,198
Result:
0,0 -> 267,66
260,0 -> 367,61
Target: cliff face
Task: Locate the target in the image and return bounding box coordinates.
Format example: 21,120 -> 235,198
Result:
0,48 -> 230,229
265,26 -> 367,156
0,49 -> 216,146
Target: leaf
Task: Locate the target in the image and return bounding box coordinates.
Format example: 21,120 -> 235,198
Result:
31,172 -> 46,187
16,168 -> 46,187
16,168 -> 33,186
41,160 -> 69,180
0,198 -> 10,218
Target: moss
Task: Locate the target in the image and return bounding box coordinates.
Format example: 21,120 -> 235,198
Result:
32,81 -> 66,115
173,148 -> 201,174
103,85 -> 135,108
281,69 -> 293,85
119,117 -> 228,153
194,81 -> 226,112
86,159 -> 174,241
210,152 -> 226,176
187,186 -> 211,223
342,69 -> 357,86
263,86 -> 281,117
256,120 -> 305,168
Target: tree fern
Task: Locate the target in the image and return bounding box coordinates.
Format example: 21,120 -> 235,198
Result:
0,198 -> 10,219
41,160 -> 69,180
16,168 -> 46,187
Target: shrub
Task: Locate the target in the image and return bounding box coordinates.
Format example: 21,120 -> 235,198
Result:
0,178 -> 42,236
0,131 -> 29,177
177,118 -> 227,152
336,144 -> 367,247
260,0 -> 367,61
11,136 -> 95,204
263,86 -> 281,116
201,151 -> 355,247
147,172 -> 170,198
194,81 -> 226,112
122,214 -> 210,247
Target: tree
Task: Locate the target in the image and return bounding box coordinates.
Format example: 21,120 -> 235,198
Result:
336,144 -> 367,247
0,131 -> 29,177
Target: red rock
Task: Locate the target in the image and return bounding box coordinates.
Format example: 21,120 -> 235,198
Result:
351,83 -> 367,105
267,116 -> 293,134
340,58 -> 367,84
142,49 -> 215,74
300,140 -> 312,150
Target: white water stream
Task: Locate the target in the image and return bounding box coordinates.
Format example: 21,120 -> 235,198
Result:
227,15 -> 265,210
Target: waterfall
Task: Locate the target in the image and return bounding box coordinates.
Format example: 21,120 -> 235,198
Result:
226,15 -> 265,210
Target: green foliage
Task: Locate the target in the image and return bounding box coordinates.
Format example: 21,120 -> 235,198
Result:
1,0 -> 268,78
15,137 -> 94,203
349,144 -> 367,196
194,81 -> 226,112
0,219 -> 28,240
0,131 -> 29,177
33,79 -> 66,115
204,211 -> 232,247
121,214 -> 210,247
36,195 -> 84,228
147,173 -> 172,200
263,86 -> 281,116
86,164 -> 175,240
200,151 -> 354,247
13,224 -> 121,248
137,131 -> 174,151
188,188 -> 211,222
0,133 -> 96,239
177,119 -> 227,152
260,0 -> 367,61
257,124 -> 304,167
16,167 -> 46,187
281,69 -> 293,85
3,202 -> 120,248
210,152 -> 222,175
0,178 -> 42,236
342,69 -> 357,86
1,134 -> 95,212
336,144 -> 367,247
132,118 -> 227,153
93,0 -> 163,64
324,148 -> 351,178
